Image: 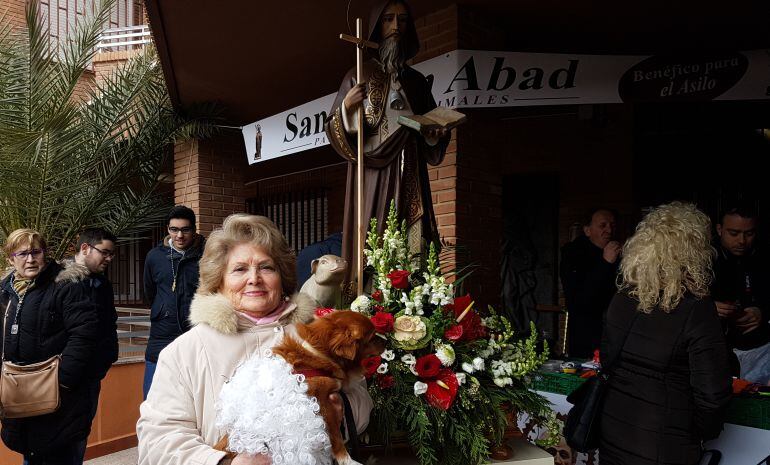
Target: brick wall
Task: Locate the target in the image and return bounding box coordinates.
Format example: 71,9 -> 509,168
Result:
174,131 -> 248,235
0,0 -> 26,31
93,49 -> 143,85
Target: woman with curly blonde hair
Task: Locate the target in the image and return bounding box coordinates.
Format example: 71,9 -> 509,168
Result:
598,202 -> 732,465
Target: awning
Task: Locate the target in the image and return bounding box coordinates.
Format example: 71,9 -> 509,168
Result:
144,0 -> 770,127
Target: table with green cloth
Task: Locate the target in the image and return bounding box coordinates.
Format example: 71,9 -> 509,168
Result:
522,371 -> 770,464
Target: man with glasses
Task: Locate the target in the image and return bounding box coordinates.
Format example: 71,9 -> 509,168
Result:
142,206 -> 205,398
70,227 -> 120,457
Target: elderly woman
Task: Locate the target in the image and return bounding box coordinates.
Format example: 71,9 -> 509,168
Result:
137,214 -> 373,465
599,203 -> 732,465
1,229 -> 98,465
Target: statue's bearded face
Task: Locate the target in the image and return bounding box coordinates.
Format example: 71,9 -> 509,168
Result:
379,2 -> 408,74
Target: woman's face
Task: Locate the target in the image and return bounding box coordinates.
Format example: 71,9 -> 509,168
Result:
7,242 -> 46,279
220,243 -> 283,317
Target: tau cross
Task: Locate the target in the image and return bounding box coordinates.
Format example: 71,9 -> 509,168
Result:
339,18 -> 378,296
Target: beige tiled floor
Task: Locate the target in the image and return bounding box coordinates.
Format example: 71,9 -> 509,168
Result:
85,447 -> 137,465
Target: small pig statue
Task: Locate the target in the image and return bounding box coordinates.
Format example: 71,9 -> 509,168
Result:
299,254 -> 347,308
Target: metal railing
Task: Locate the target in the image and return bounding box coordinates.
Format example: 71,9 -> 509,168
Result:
96,25 -> 151,52
117,307 -> 149,359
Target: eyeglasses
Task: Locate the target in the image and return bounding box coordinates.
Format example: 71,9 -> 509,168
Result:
10,248 -> 46,259
90,245 -> 115,258
168,227 -> 194,235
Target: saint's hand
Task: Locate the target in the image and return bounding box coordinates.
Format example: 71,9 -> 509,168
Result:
735,306 -> 762,333
602,241 -> 622,264
343,83 -> 366,112
231,453 -> 271,465
715,301 -> 738,318
424,126 -> 448,141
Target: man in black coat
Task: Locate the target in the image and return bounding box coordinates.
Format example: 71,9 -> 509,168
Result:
142,206 -> 205,398
712,203 -> 769,381
560,208 -> 621,358
1,229 -> 99,464
69,227 -> 120,437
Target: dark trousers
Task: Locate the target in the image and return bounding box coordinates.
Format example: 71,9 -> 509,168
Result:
143,360 -> 157,399
23,439 -> 87,465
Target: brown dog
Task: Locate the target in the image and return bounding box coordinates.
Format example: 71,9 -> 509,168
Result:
215,311 -> 383,465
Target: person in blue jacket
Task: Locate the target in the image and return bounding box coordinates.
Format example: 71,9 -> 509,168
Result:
142,206 -> 205,398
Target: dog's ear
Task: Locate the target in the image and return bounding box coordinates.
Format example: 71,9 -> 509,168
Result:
330,329 -> 359,360
310,258 -> 320,275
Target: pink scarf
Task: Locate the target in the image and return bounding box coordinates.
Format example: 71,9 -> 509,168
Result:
237,300 -> 291,325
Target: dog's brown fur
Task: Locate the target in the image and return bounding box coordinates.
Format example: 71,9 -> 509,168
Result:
215,311 -> 384,464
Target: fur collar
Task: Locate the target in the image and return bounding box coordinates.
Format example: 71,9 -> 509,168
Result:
189,292 -> 316,335
55,259 -> 90,283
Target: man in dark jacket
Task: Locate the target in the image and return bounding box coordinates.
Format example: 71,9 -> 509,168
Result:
1,228 -> 99,464
560,208 -> 621,358
70,227 -> 120,437
712,203 -> 769,381
142,206 -> 205,398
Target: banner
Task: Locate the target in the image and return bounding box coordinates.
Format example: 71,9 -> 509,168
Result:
244,49 -> 770,163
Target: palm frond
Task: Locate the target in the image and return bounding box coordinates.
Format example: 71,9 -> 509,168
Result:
0,1 -> 217,257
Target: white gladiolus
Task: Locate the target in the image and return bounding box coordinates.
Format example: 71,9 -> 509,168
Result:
472,357 -> 485,371
462,362 -> 475,373
377,363 -> 389,374
455,373 -> 467,385
381,350 -> 395,361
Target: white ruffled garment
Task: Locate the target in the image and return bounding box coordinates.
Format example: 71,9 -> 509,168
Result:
216,352 -> 332,465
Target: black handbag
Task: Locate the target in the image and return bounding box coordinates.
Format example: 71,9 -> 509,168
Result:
564,312 -> 638,452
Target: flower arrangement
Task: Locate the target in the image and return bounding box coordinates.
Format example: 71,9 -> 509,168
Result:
346,203 -> 560,465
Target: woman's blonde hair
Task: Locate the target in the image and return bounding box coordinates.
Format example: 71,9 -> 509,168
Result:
3,228 -> 47,256
620,202 -> 714,313
198,214 -> 296,296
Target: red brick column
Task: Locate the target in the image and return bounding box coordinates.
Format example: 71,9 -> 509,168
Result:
174,132 -> 248,236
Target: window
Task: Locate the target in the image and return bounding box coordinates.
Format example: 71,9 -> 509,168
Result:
247,188 -> 328,254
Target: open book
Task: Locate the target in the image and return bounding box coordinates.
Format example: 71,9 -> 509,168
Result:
397,106 -> 467,133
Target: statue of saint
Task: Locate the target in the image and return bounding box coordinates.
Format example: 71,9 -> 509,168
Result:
325,0 -> 450,287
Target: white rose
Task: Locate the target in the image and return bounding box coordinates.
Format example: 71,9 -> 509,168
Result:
381,350 -> 395,361
473,357 -> 485,371
377,363 -> 389,374
414,381 -> 428,396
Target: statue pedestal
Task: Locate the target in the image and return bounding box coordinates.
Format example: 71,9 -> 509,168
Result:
371,437 -> 553,465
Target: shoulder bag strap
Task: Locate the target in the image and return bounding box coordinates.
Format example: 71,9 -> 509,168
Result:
2,299 -> 12,362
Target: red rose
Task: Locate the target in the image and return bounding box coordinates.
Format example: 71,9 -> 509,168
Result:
371,311 -> 395,333
373,304 -> 385,313
444,325 -> 464,342
415,354 -> 442,379
372,289 -> 383,302
377,374 -> 395,389
314,307 -> 336,318
426,369 -> 459,410
387,270 -> 411,289
361,356 -> 382,379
